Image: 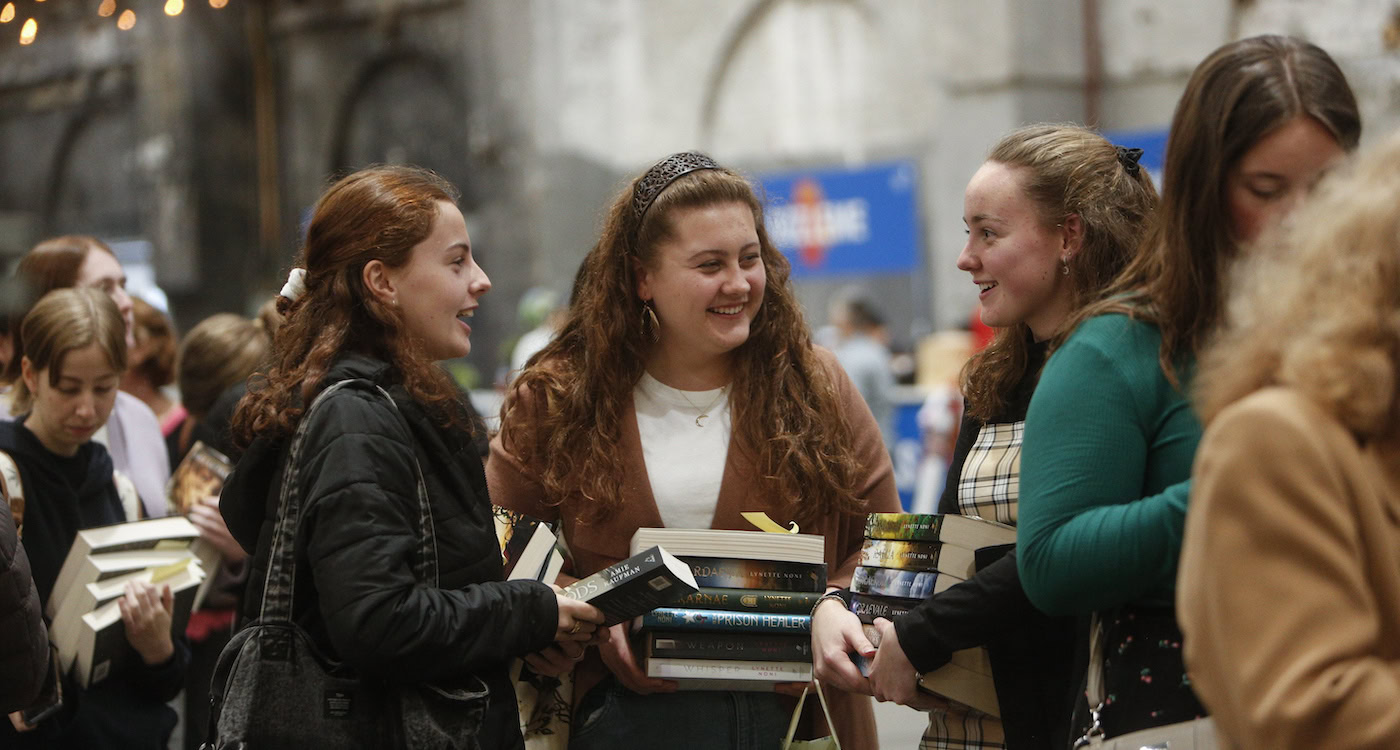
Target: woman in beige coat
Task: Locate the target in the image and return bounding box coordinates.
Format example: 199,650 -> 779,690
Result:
1178,131 -> 1400,749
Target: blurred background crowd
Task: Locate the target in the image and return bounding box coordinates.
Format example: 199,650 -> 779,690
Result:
4,2 -> 1400,745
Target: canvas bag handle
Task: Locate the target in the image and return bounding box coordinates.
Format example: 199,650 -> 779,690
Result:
782,678 -> 842,750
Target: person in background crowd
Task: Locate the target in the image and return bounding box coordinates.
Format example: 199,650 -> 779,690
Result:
165,311 -> 271,749
220,165 -> 604,749
813,125 -> 1158,750
829,295 -> 897,450
0,288 -> 186,748
187,299 -> 282,464
1178,131 -> 1400,750
489,151 -> 900,750
122,297 -> 183,440
167,312 -> 271,468
508,285 -> 564,381
2,235 -> 172,519
1015,34 -> 1360,743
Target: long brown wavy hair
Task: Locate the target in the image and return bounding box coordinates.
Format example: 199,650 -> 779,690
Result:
500,158 -> 865,525
961,125 -> 1158,421
232,165 -> 465,446
1196,133 -> 1400,441
1064,35 -> 1360,385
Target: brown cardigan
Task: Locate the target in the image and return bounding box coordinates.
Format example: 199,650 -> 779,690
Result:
488,347 -> 900,749
1178,387 -> 1400,750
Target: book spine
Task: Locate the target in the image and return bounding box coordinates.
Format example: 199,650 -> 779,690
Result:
646,658 -> 812,682
648,631 -> 813,662
864,513 -> 946,542
641,608 -> 811,634
858,539 -> 948,573
851,566 -> 952,599
848,593 -> 922,624
679,557 -> 827,593
669,587 -> 821,615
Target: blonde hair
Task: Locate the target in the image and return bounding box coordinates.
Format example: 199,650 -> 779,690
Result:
962,124 -> 1158,420
1195,132 -> 1400,440
178,313 -> 271,419
11,288 -> 128,414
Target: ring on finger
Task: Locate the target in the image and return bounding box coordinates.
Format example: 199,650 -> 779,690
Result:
569,622 -> 582,635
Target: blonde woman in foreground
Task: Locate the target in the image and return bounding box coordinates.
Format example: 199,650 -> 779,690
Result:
1178,131 -> 1400,749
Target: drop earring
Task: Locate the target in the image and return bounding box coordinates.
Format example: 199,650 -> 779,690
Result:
1060,257 -> 1070,276
641,300 -> 660,343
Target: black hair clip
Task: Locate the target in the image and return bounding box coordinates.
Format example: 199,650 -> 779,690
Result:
1115,146 -> 1144,177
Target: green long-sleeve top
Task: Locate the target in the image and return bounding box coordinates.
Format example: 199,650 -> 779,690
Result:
1016,313 -> 1201,616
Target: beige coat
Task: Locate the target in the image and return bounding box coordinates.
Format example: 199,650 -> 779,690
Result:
488,348 -> 900,749
1178,387 -> 1400,750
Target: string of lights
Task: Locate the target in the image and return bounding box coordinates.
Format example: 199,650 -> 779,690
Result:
0,0 -> 230,46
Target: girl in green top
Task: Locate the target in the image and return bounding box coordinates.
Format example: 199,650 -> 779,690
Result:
1017,34 -> 1360,742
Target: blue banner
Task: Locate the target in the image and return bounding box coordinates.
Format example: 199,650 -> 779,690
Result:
757,161 -> 921,278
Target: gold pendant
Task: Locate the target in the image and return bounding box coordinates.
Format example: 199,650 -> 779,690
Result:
695,414 -> 708,427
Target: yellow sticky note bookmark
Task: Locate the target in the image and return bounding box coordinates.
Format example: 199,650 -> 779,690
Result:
149,557 -> 192,583
741,511 -> 799,535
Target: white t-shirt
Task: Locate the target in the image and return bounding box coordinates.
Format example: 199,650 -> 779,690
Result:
632,372 -> 732,530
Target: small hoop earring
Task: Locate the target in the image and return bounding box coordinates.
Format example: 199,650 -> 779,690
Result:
641,301 -> 660,343
1060,258 -> 1070,276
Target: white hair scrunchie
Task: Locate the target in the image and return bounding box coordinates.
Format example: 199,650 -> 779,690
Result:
279,267 -> 307,303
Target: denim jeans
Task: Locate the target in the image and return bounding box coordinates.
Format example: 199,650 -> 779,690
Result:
569,677 -> 789,750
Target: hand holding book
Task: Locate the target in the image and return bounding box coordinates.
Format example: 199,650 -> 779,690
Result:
117,580 -> 174,666
598,621 -> 678,695
863,617 -> 921,706
810,596 -> 875,696
187,496 -> 247,563
551,584 -> 606,643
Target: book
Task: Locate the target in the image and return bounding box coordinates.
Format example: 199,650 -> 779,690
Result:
669,587 -> 822,615
858,539 -> 977,579
50,553 -> 203,670
493,507 -> 565,583
638,608 -> 810,635
165,441 -> 233,516
560,546 -> 698,627
850,565 -> 959,599
646,631 -> 812,662
630,527 -> 825,564
47,516 -> 209,619
864,513 -> 1015,550
919,661 -> 1001,717
47,546 -> 202,629
679,557 -> 827,593
848,592 -> 922,624
72,560 -> 206,689
644,656 -> 811,682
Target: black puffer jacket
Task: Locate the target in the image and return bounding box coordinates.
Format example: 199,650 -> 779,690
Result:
0,489 -> 47,713
220,354 -> 557,749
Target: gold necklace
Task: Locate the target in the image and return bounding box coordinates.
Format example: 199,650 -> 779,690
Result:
676,385 -> 729,428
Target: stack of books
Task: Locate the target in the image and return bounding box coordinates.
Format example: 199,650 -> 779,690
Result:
628,528 -> 827,691
850,512 -> 1015,716
46,516 -> 217,688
